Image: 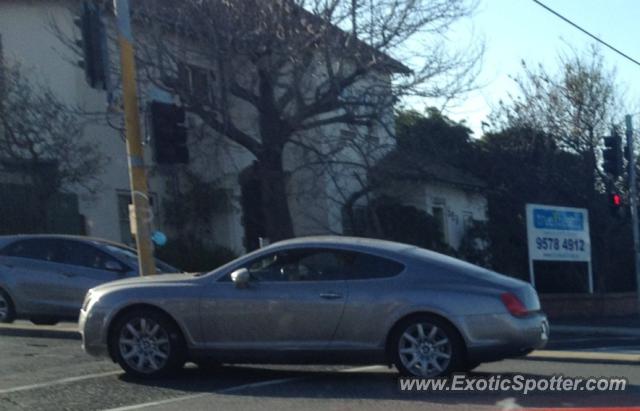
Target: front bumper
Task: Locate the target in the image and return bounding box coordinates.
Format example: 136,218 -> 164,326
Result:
461,312 -> 549,363
79,306 -> 110,358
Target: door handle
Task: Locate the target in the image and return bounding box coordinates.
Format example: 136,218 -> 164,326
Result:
319,292 -> 343,300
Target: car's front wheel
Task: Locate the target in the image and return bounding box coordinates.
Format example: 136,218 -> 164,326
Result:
0,289 -> 15,323
391,315 -> 464,378
110,309 -> 185,378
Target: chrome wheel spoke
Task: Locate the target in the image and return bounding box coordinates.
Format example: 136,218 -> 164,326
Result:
126,323 -> 140,338
153,350 -> 168,360
434,351 -> 450,359
401,332 -> 417,345
122,349 -> 138,360
430,359 -> 443,372
417,324 -> 425,339
419,360 -> 428,376
433,338 -> 449,347
148,324 -> 160,337
427,326 -> 438,340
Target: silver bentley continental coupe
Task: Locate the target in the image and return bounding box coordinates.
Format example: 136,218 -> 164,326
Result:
79,236 -> 549,378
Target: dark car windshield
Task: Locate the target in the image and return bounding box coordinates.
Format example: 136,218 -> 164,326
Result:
102,244 -> 180,274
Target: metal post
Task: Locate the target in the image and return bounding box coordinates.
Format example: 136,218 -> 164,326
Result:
626,115 -> 640,303
114,0 -> 156,276
528,258 -> 536,289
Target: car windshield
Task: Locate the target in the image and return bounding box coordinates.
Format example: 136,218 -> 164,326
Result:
103,244 -> 180,274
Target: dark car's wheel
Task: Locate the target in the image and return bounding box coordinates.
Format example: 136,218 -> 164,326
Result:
391,315 -> 464,378
0,289 -> 16,323
110,309 -> 186,378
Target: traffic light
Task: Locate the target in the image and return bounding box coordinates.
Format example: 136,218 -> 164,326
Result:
149,102 -> 189,165
74,1 -> 109,90
603,132 -> 623,177
609,192 -> 623,217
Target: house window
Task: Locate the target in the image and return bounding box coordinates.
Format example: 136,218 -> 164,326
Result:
178,62 -> 215,106
432,206 -> 447,244
463,211 -> 474,229
117,191 -> 158,246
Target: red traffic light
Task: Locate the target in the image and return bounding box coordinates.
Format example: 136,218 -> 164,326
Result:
612,193 -> 622,206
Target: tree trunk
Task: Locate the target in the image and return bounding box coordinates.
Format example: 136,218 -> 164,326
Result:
256,148 -> 295,242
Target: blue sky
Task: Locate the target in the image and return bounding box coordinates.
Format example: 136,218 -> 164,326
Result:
438,0 -> 640,136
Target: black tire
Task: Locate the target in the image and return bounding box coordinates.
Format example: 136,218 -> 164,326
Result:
0,288 -> 16,323
109,308 -> 186,378
460,360 -> 482,373
390,314 -> 465,378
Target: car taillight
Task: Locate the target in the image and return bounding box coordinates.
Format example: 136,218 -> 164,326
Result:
501,292 -> 528,317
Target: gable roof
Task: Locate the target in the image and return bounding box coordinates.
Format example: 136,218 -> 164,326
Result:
373,149 -> 486,191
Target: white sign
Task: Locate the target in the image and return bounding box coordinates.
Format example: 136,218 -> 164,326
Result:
526,204 -> 591,262
525,204 -> 593,293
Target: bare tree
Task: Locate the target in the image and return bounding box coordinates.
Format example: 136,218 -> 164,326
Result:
0,61 -> 106,226
489,46 -> 625,195
55,0 -> 481,243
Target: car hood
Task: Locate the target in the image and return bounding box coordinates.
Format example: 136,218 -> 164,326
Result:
92,273 -> 197,293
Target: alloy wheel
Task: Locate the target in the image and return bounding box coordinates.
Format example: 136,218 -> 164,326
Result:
118,317 -> 171,374
398,322 -> 452,377
0,293 -> 8,322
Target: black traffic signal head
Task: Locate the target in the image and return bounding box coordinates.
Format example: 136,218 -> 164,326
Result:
149,102 -> 189,165
603,133 -> 623,177
74,1 -> 109,90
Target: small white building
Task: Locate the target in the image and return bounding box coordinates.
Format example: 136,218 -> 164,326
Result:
376,152 -> 488,251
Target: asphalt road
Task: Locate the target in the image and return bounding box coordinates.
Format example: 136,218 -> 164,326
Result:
1,324 -> 640,411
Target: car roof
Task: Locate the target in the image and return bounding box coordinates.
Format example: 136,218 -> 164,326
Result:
268,236 -> 416,254
0,234 -> 134,251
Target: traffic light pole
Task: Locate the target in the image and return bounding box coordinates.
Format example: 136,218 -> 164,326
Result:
626,116 -> 640,304
114,0 -> 156,276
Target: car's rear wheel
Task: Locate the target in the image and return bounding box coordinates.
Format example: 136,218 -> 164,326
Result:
0,289 -> 15,323
110,309 -> 185,378
391,315 -> 464,378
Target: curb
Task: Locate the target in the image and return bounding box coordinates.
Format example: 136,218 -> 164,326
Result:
551,325 -> 640,337
527,349 -> 640,365
0,323 -> 80,340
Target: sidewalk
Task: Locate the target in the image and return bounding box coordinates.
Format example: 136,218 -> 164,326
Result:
551,316 -> 640,337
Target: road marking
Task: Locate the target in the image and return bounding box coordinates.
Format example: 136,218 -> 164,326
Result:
102,365 -> 388,411
529,350 -> 640,363
102,377 -> 306,411
0,370 -> 121,395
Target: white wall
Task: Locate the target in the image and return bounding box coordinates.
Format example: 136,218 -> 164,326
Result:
383,180 -> 488,250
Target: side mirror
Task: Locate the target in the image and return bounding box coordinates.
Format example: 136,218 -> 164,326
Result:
230,268 -> 250,288
105,260 -> 126,273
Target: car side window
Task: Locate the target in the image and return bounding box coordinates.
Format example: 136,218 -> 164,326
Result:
245,249 -> 352,282
59,240 -> 122,271
346,252 -> 405,280
1,239 -> 64,263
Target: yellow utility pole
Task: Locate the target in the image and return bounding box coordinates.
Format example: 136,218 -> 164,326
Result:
114,0 -> 156,276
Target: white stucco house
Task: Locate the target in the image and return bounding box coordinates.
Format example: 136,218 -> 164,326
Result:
0,0 -> 401,254
374,150 -> 488,251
